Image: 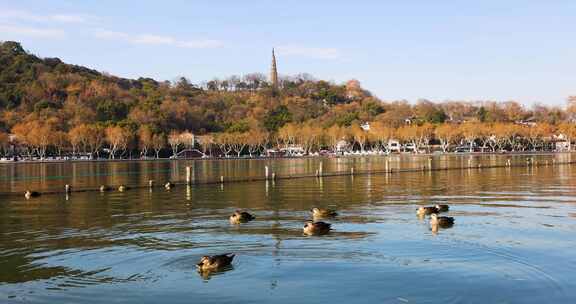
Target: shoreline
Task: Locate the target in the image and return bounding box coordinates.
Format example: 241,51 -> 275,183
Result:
0,151 -> 574,165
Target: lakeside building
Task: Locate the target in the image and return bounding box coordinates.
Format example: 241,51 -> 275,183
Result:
554,134 -> 571,151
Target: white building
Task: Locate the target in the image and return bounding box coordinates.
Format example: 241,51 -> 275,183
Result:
554,134 -> 571,151
360,122 -> 370,131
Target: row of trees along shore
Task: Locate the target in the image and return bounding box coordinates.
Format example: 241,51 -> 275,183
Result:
2,40 -> 576,159
3,121 -> 576,159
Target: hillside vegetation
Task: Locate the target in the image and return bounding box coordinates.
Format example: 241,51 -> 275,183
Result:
1,41 -> 576,158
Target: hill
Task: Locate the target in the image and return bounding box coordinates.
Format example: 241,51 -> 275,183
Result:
1,41 -> 575,158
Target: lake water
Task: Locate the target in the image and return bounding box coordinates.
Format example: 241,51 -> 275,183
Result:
1,155 -> 576,303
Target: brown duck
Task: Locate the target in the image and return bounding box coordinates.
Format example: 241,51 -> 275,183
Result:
417,206 -> 439,216
435,204 -> 449,212
229,210 -> 255,224
24,190 -> 40,199
196,254 -> 235,271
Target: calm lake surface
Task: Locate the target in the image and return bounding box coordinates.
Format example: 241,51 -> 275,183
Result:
1,154 -> 576,303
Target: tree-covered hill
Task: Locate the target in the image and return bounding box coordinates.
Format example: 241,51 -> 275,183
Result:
0,41 -> 383,135
1,40 -> 576,159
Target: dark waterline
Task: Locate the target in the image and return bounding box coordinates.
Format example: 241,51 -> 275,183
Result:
1,156 -> 576,303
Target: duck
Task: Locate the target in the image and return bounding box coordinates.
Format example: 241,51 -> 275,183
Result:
164,182 -> 174,190
430,213 -> 455,227
196,253 -> 235,271
118,185 -> 129,192
311,207 -> 338,218
303,221 -> 331,235
99,185 -> 111,192
229,210 -> 255,224
24,190 -> 40,199
417,206 -> 439,216
435,204 -> 449,212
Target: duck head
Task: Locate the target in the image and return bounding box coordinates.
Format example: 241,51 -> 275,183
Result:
197,256 -> 210,268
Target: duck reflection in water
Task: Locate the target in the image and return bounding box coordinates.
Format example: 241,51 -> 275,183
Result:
303,221 -> 331,236
311,207 -> 338,220
197,264 -> 235,280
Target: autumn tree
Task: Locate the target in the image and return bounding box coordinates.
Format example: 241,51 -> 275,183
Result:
138,125 -> 153,158
68,125 -> 85,156
0,131 -> 9,156
68,124 -> 104,157
558,123 -> 576,151
246,129 -> 268,157
298,124 -> 323,154
105,126 -> 131,159
86,125 -> 105,158
459,122 -> 481,152
350,124 -> 369,152
278,123 -> 298,148
168,131 -> 182,157
214,132 -> 233,157
11,122 -> 34,158
490,123 -> 511,152
397,123 -> 434,153
198,134 -> 214,157
526,123 -> 555,151
151,133 -> 166,158
229,132 -> 249,157
435,124 -> 461,153
12,120 -> 54,159
325,125 -> 346,152
369,121 -> 395,152
52,131 -> 68,156
179,131 -> 195,151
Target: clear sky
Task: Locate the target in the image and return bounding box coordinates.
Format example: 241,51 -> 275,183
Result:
1,0 -> 575,106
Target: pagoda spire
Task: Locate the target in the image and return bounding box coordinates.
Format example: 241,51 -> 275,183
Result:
270,48 -> 279,90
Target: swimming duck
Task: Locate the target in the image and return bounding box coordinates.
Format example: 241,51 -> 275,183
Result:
303,221 -> 331,235
99,185 -> 111,192
229,210 -> 255,224
430,213 -> 455,227
311,207 -> 338,217
417,206 -> 439,216
164,182 -> 174,190
196,253 -> 235,271
435,204 -> 449,212
118,185 -> 129,192
24,190 -> 40,199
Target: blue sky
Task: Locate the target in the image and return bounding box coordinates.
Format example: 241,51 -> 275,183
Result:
1,0 -> 575,106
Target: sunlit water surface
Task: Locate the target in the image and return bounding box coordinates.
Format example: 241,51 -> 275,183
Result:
1,156 -> 576,303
